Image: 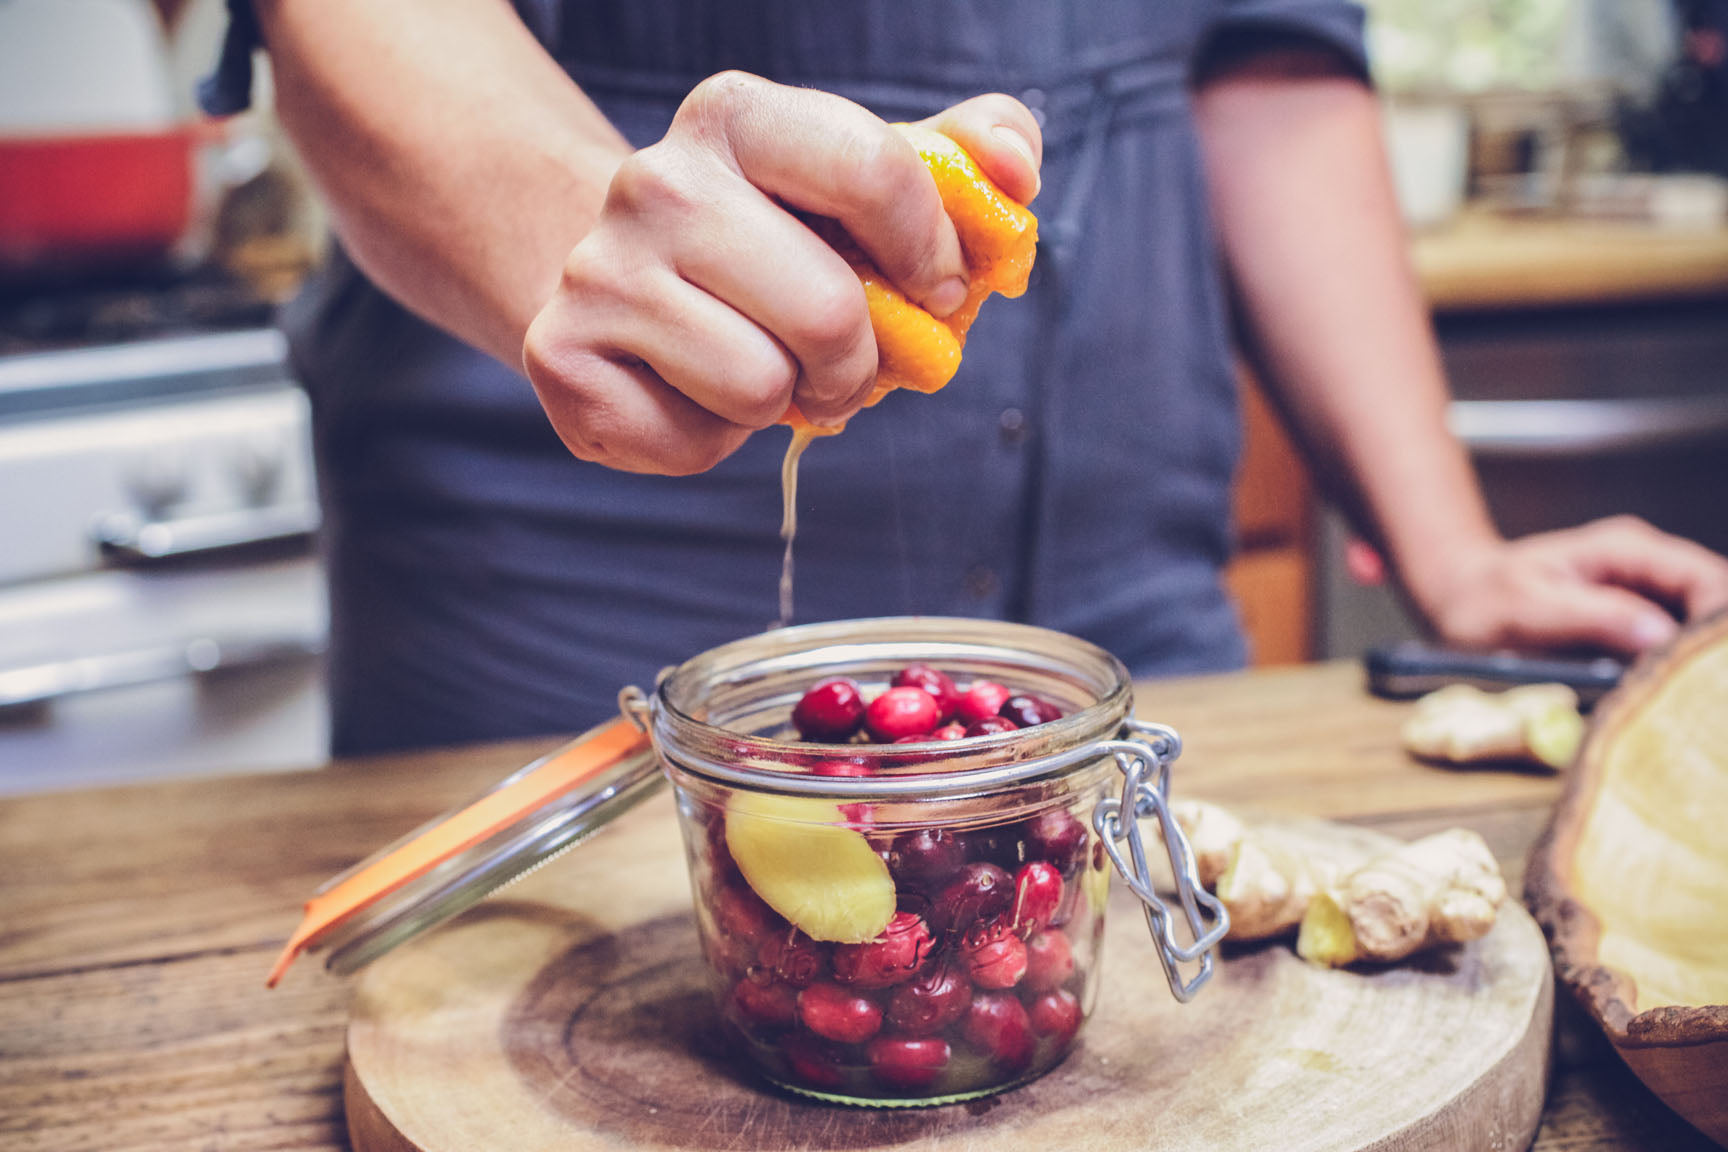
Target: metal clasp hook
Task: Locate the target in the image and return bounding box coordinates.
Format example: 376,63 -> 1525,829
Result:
1092,720 -> 1229,1002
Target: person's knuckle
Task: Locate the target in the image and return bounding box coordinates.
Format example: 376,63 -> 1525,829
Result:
838,127 -> 921,218
793,275 -> 869,358
610,148 -> 687,218
729,350 -> 797,428
683,70 -> 759,127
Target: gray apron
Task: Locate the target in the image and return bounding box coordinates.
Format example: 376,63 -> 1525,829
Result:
205,0 -> 1365,753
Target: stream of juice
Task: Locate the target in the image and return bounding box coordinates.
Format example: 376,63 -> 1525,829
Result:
774,428 -> 815,629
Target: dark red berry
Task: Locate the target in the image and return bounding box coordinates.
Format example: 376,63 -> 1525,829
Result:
930,862 -> 1014,937
1028,988 -> 1082,1047
964,715 -> 1019,738
810,756 -> 872,777
1022,807 -> 1088,870
1023,929 -> 1075,994
885,828 -> 967,889
930,722 -> 967,741
956,680 -> 1013,725
867,1035 -> 950,1091
758,930 -> 828,989
962,992 -> 1035,1072
713,883 -> 780,945
731,976 -> 798,1028
782,1033 -> 846,1090
960,921 -> 1028,989
891,664 -> 960,721
793,678 -> 866,741
798,981 -> 882,1044
893,734 -> 931,744
831,911 -> 932,989
864,687 -> 941,742
885,958 -> 973,1036
1011,861 -> 1064,936
999,693 -> 1065,728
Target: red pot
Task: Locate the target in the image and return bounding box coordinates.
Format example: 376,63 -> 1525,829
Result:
0,126 -> 199,272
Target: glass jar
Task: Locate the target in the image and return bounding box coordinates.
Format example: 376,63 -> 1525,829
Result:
629,616 -> 1224,1106
268,616 -> 1224,1108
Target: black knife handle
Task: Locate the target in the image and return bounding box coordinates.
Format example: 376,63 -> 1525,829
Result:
1363,642 -> 1626,708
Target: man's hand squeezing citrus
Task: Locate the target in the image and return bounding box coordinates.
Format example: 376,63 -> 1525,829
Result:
523,71 -> 1042,475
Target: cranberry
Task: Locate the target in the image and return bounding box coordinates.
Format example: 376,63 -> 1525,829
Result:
831,911 -> 932,989
964,715 -> 1019,738
891,664 -> 960,721
758,930 -> 828,989
1028,989 -> 1082,1047
793,678 -> 866,741
885,958 -> 973,1035
809,756 -> 872,777
713,883 -> 779,945
930,862 -> 1014,937
731,976 -> 798,1028
1011,861 -> 1064,936
955,680 -> 1013,725
1022,807 -> 1088,871
931,722 -> 968,741
867,1035 -> 950,1091
999,693 -> 1064,728
1023,929 -> 1075,994
782,1033 -> 847,1091
885,828 -> 967,890
864,686 -> 941,742
962,825 -> 1023,869
961,992 -> 1035,1072
797,981 -> 882,1044
960,922 -> 1028,989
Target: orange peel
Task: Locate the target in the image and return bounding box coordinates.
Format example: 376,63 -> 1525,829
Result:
782,123 -> 1038,436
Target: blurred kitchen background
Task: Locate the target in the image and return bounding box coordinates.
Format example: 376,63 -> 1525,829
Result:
1,0 -> 1725,793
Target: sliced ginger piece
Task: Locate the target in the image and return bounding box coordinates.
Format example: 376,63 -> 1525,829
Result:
781,123 -> 1038,438
724,793 -> 896,943
1402,682 -> 1584,771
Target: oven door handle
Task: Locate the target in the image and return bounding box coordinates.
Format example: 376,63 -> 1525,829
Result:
0,635 -> 325,710
93,502 -> 320,565
1449,396 -> 1728,458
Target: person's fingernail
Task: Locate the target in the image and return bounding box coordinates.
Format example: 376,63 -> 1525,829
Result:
1632,612 -> 1678,649
928,275 -> 969,317
991,124 -> 1040,196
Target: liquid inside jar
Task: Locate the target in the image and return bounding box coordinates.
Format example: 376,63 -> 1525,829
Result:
664,649 -> 1118,1106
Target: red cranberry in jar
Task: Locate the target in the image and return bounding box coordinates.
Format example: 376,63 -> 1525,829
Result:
998,693 -> 1065,729
885,958 -> 972,1036
713,883 -> 780,945
955,680 -> 1013,725
867,1035 -> 951,1091
1022,807 -> 1088,871
885,828 -> 967,890
731,976 -> 798,1028
930,862 -> 1014,937
1028,988 -> 1083,1047
798,981 -> 883,1044
831,911 -> 932,989
864,686 -> 941,742
1023,929 -> 1075,994
792,678 -> 866,741
891,664 -> 961,720
961,992 -> 1035,1073
809,756 -> 872,778
782,1033 -> 847,1091
959,922 -> 1028,989
930,722 -> 967,741
964,715 -> 1019,738
757,930 -> 828,989
1011,861 -> 1064,936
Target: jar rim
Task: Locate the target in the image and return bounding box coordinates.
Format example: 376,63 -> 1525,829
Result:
648,616 -> 1134,799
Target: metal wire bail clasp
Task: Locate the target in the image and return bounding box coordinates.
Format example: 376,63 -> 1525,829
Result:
1092,720 -> 1230,1002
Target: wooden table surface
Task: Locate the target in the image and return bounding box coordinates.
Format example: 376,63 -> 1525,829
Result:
1,662 -> 1718,1152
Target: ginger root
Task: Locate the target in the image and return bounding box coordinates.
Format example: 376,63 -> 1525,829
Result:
1401,683 -> 1583,770
1171,800 -> 1506,966
1296,829 -> 1505,967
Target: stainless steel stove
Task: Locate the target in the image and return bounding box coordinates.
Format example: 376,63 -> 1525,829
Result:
0,313 -> 328,793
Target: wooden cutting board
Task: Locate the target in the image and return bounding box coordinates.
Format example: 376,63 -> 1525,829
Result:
343,797 -> 1553,1152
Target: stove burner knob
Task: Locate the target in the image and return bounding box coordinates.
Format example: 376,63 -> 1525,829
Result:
229,435 -> 287,506
127,454 -> 190,519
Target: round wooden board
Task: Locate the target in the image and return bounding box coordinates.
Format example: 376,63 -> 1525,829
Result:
344,802 -> 1554,1152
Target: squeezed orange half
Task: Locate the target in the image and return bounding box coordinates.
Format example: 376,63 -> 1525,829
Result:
781,124 -> 1038,436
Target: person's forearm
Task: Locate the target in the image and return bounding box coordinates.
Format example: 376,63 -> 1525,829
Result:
1193,46 -> 1499,620
256,0 -> 632,366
